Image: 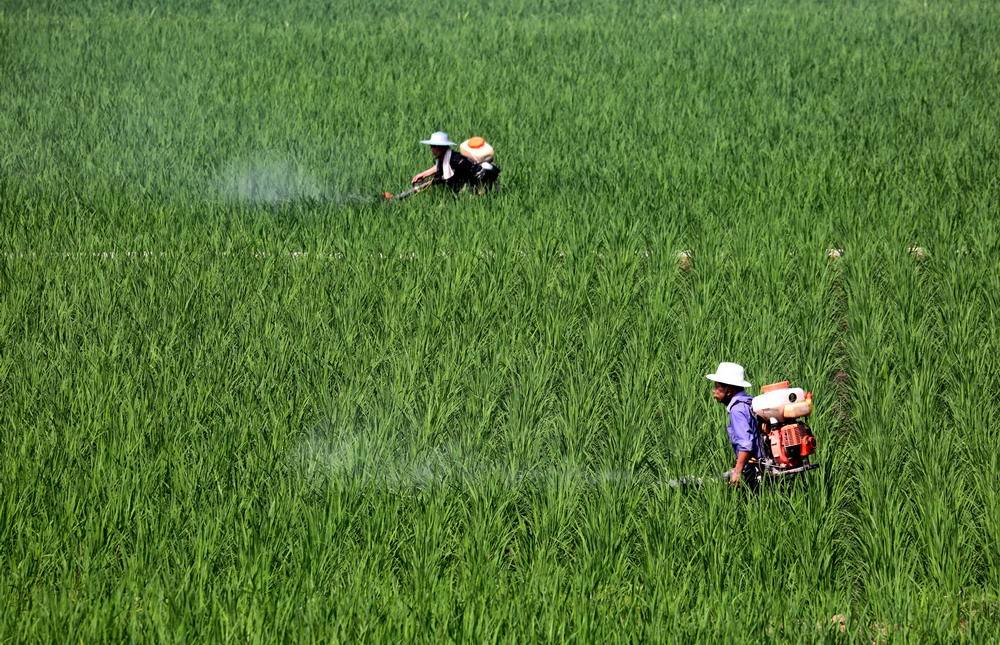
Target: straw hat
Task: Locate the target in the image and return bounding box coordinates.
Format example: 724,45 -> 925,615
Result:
420,131 -> 455,147
705,362 -> 752,388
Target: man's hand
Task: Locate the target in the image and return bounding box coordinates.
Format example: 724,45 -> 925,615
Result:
730,450 -> 752,486
411,171 -> 432,185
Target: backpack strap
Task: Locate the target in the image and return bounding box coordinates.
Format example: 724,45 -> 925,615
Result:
728,396 -> 761,430
727,396 -> 752,413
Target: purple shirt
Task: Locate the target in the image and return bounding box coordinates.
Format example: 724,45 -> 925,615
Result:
726,390 -> 761,458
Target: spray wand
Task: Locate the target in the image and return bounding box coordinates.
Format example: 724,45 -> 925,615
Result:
382,178 -> 435,201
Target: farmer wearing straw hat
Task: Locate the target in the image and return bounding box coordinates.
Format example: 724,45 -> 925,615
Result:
707,362 -> 762,487
411,131 -> 496,193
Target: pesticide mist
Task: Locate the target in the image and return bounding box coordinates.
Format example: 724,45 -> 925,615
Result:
217,156 -> 371,205
297,419 -> 666,491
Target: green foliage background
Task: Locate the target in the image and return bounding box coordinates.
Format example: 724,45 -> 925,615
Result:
2,0 -> 999,641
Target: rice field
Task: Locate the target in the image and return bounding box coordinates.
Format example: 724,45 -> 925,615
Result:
2,0 -> 999,641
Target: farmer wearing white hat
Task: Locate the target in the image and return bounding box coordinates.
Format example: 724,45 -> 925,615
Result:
411,131 -> 496,193
707,362 -> 762,487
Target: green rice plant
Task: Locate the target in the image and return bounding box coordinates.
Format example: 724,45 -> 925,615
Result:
2,0 -> 1000,641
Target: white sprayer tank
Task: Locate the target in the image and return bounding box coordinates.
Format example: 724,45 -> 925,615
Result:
460,137 -> 495,163
752,387 -> 811,424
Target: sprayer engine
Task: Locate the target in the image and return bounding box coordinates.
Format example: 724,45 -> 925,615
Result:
766,421 -> 816,468
752,381 -> 819,475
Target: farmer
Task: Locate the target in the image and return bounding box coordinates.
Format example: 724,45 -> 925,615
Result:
706,362 -> 762,488
410,131 -> 498,193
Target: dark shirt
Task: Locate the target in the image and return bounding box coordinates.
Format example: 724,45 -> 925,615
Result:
434,150 -> 480,192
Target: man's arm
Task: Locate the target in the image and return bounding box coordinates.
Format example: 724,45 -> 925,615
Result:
729,401 -> 755,485
730,450 -> 752,484
412,165 -> 437,184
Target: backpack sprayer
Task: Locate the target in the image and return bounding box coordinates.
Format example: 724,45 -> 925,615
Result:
751,381 -> 818,477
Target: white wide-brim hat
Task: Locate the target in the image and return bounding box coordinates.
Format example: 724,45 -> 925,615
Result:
706,362 -> 752,388
420,131 -> 455,147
